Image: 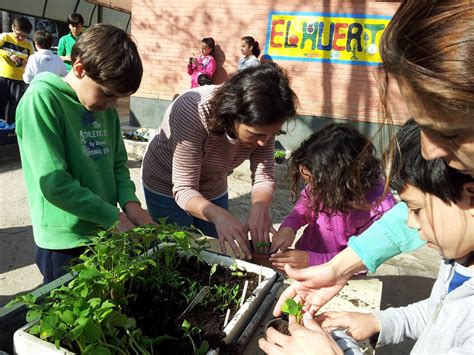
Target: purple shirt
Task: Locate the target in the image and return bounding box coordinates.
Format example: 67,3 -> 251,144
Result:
281,181 -> 396,266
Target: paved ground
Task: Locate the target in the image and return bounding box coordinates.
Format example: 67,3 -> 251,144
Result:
0,115 -> 441,354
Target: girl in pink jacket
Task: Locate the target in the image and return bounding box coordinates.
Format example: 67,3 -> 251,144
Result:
187,37 -> 216,88
270,123 -> 396,269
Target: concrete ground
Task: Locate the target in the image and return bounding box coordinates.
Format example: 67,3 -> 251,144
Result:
0,99 -> 441,353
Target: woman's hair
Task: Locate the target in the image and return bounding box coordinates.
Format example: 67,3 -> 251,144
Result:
379,0 -> 473,119
71,23 -> 143,94
389,119 -> 472,204
207,63 -> 297,134
289,123 -> 382,215
378,0 -> 473,190
242,36 -> 261,58
202,37 -> 215,55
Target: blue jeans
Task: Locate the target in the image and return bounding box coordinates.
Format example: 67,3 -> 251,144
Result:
144,187 -> 228,238
35,246 -> 85,284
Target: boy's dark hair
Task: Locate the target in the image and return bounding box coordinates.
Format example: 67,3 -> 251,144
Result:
198,74 -> 212,86
290,123 -> 382,215
389,119 -> 472,204
12,16 -> 32,34
33,30 -> 53,50
67,13 -> 84,26
71,23 -> 143,94
242,36 -> 261,58
202,37 -> 215,55
207,63 -> 297,135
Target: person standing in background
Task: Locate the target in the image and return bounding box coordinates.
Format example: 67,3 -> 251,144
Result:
0,16 -> 34,124
23,30 -> 67,84
187,37 -> 216,88
57,13 -> 84,71
237,36 -> 260,71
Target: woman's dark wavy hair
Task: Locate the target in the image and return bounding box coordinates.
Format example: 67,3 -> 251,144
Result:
289,123 -> 382,215
379,1 -> 474,184
71,23 -> 143,93
207,63 -> 297,134
388,119 -> 472,204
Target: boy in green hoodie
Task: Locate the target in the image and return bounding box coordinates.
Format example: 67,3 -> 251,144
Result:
16,24 -> 153,284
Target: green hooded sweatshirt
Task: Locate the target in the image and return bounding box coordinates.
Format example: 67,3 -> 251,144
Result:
16,72 -> 139,249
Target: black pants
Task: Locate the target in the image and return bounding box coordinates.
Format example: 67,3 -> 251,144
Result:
0,76 -> 26,124
35,246 -> 86,284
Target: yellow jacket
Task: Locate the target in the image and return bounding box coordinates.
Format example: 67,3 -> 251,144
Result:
0,32 -> 34,81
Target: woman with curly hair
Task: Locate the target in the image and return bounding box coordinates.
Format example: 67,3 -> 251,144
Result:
270,123 -> 396,269
142,63 -> 297,259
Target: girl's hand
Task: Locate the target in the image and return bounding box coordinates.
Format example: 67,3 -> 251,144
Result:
270,226 -> 295,252
259,313 -> 343,355
213,210 -> 252,259
245,201 -> 273,253
316,311 -> 380,341
269,250 -> 309,270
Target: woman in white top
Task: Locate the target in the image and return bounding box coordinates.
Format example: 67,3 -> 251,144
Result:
237,36 -> 261,71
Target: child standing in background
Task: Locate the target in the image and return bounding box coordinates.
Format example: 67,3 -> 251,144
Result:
57,13 -> 84,71
237,36 -> 260,71
270,123 -> 396,269
0,16 -> 33,124
187,37 -> 216,88
23,30 -> 67,84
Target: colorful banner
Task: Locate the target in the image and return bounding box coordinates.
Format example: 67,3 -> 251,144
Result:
265,11 -> 391,66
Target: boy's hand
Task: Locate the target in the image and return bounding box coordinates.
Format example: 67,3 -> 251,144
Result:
9,54 -> 23,66
124,201 -> 154,226
259,313 -> 343,354
270,226 -> 295,252
269,249 -> 309,270
117,212 -> 136,232
316,311 -> 380,341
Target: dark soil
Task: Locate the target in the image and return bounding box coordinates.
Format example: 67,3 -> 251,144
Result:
127,256 -> 260,354
266,318 -> 290,336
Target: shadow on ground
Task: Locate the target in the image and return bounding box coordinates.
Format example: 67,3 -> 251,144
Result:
0,226 -> 35,274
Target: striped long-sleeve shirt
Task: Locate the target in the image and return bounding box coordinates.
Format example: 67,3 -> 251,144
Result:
141,85 -> 276,211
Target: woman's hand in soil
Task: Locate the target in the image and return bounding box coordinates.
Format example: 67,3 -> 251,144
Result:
124,201 -> 155,226
259,313 -> 343,355
316,311 -> 380,341
269,250 -> 308,270
270,227 -> 295,253
213,210 -> 252,259
246,201 -> 273,253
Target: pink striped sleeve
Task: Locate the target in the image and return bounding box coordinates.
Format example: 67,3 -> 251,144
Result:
168,94 -> 208,210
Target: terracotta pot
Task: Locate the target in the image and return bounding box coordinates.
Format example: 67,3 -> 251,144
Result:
265,317 -> 290,336
250,252 -> 273,269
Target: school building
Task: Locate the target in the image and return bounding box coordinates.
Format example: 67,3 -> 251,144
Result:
130,0 -> 408,150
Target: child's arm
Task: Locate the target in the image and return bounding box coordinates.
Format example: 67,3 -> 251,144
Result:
111,113 -> 153,226
22,56 -> 35,84
270,188 -> 311,252
316,311 -> 380,341
348,202 -> 425,272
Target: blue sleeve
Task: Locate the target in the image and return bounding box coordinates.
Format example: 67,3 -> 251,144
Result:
347,202 -> 425,272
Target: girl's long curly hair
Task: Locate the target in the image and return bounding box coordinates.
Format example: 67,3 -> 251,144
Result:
289,123 -> 382,215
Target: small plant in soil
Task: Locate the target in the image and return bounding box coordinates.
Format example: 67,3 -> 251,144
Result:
281,298 -> 304,324
8,222 -> 260,354
274,150 -> 286,164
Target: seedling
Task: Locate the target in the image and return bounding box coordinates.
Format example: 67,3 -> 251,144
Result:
255,242 -> 271,250
281,298 -> 304,324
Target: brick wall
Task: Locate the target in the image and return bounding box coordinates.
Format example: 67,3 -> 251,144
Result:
131,0 -> 409,125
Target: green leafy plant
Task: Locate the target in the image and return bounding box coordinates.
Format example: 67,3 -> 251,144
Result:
8,222 -> 257,354
255,242 -> 271,250
274,150 -> 286,159
281,298 -> 304,324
